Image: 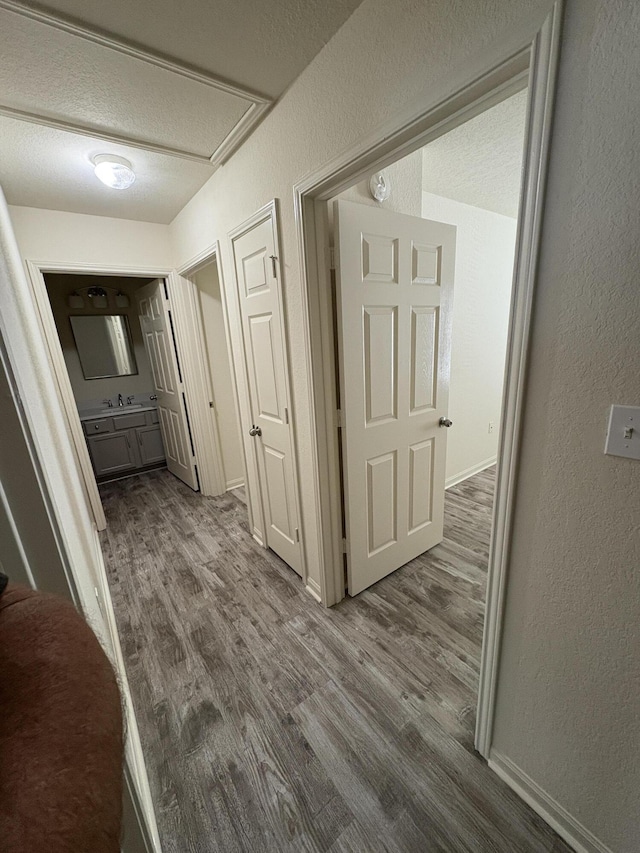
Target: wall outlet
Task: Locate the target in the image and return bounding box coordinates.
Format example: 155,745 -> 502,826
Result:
488,421 -> 495,434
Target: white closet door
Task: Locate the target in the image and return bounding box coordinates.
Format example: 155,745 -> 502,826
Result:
231,210 -> 302,575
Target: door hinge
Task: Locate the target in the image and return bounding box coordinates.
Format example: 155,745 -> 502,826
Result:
336,409 -> 343,429
342,537 -> 348,554
295,527 -> 300,542
329,246 -> 336,270
209,401 -> 214,409
284,407 -> 289,424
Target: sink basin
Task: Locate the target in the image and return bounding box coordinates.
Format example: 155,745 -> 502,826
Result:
101,404 -> 143,414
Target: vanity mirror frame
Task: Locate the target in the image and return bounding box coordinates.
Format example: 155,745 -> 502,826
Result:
69,313 -> 139,380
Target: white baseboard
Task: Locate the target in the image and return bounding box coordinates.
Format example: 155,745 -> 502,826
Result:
225,477 -> 245,491
446,456 -> 496,489
489,751 -> 613,853
305,576 -> 322,603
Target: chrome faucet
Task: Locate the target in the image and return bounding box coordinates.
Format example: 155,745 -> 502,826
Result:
127,395 -> 135,405
102,398 -> 113,408
118,393 -> 124,407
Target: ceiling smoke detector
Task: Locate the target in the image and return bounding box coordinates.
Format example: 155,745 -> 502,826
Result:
92,154 -> 136,190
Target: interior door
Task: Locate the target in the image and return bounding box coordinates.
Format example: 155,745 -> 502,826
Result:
231,207 -> 302,575
137,279 -> 199,490
335,200 -> 456,595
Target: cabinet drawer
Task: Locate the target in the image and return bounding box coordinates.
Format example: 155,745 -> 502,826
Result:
112,412 -> 147,430
83,418 -> 112,435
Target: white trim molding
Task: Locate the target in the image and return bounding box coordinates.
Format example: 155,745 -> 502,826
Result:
167,270 -> 227,496
489,751 -> 614,853
445,457 -> 497,490
225,477 -> 245,491
475,0 -> 563,758
292,0 -> 563,768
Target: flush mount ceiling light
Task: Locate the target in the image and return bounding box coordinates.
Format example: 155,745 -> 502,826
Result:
92,154 -> 136,190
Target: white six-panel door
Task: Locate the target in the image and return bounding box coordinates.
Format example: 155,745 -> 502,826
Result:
137,279 -> 199,491
231,211 -> 302,576
335,200 -> 456,595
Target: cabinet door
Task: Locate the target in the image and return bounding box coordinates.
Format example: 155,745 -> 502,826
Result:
136,425 -> 166,466
88,431 -> 138,476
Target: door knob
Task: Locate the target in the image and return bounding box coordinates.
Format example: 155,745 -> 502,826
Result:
439,417 -> 453,428
249,425 -> 262,437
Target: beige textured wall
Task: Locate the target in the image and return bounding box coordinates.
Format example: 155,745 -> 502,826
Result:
168,1 -> 640,850
193,262 -> 244,488
44,274 -> 153,405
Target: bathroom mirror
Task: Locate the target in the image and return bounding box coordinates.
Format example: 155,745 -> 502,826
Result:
70,315 -> 138,379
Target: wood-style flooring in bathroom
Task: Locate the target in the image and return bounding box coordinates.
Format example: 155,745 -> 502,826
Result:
100,467 -> 570,853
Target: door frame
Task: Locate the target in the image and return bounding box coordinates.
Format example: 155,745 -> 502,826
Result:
176,242 -> 252,501
24,260 -> 172,530
227,200 -> 308,586
293,1 -> 562,757
166,268 -> 227,495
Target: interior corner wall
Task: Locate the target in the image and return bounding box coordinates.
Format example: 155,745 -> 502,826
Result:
7,205 -> 174,270
421,191 -> 517,486
168,0 -> 640,849
44,275 -> 153,405
193,263 -> 244,489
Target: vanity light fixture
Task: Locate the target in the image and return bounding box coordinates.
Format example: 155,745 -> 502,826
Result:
87,286 -> 108,309
92,154 -> 136,190
67,291 -> 84,309
115,291 -> 130,308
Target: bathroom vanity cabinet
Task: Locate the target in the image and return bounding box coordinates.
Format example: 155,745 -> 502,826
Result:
82,407 -> 165,481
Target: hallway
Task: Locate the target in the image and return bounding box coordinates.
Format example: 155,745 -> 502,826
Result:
100,468 -> 569,852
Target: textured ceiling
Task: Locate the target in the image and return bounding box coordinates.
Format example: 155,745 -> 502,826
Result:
422,91 -> 528,218
0,10 -> 252,157
0,0 -> 364,222
0,115 -> 215,223
22,0 -> 364,99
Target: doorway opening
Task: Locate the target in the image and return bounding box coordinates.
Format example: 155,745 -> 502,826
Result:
294,7 -> 559,762
329,88 -> 527,597
40,264 -> 246,524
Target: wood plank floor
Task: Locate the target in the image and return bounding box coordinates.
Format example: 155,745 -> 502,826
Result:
100,468 -> 571,853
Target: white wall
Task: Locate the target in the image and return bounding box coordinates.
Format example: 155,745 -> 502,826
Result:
44,274 -> 154,405
167,0 -> 640,850
8,205 -> 172,269
193,262 -> 244,489
421,191 -> 517,485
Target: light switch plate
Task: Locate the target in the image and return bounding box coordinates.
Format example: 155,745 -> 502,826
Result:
604,405 -> 640,460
